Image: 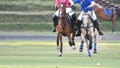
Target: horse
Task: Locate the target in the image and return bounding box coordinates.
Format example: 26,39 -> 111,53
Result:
79,12 -> 97,57
94,3 -> 120,33
56,2 -> 76,57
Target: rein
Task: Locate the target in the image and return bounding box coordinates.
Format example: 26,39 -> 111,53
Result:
58,3 -> 67,35
81,13 -> 94,36
81,14 -> 93,28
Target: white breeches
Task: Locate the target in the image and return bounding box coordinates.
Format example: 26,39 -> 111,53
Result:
55,7 -> 75,17
78,11 -> 97,21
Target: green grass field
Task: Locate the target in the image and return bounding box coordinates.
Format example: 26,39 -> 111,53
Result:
0,0 -> 120,67
0,36 -> 120,68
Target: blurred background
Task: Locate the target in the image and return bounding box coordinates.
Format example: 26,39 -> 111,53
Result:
0,0 -> 119,32
0,1 -> 119,68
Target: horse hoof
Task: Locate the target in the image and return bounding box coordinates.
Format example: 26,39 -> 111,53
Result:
58,54 -> 62,57
94,51 -> 97,53
113,32 -> 116,34
79,49 -> 83,52
72,46 -> 76,50
88,55 -> 91,57
58,53 -> 62,57
94,52 -> 97,53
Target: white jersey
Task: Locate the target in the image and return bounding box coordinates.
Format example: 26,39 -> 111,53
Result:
55,7 -> 75,17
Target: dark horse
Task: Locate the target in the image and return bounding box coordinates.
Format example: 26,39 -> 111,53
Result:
94,3 -> 120,33
56,2 -> 76,57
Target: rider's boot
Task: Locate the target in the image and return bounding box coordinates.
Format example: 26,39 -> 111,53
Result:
52,15 -> 58,32
93,20 -> 104,35
71,14 -> 79,32
76,20 -> 82,36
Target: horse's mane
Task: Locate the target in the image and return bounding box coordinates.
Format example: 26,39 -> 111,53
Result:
81,13 -> 93,28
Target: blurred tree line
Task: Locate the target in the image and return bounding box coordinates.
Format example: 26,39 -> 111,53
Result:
110,0 -> 120,4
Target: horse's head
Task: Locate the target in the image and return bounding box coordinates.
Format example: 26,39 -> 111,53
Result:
82,12 -> 91,25
58,2 -> 66,18
116,6 -> 120,16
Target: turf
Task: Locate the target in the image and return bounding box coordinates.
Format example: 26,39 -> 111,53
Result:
0,40 -> 120,68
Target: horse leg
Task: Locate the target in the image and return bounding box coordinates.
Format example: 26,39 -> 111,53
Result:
87,32 -> 95,57
72,33 -> 76,50
58,33 -> 63,57
72,32 -> 75,46
94,35 -> 97,53
112,20 -> 115,33
79,34 -> 84,52
84,37 -> 91,57
87,48 -> 91,57
79,40 -> 84,52
112,15 -> 118,33
68,34 -> 76,50
57,35 -> 59,50
89,36 -> 93,50
85,38 -> 91,57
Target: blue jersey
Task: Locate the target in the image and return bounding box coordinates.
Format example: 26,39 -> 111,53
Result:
74,0 -> 93,12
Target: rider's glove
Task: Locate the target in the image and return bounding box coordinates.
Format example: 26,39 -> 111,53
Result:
71,5 -> 76,10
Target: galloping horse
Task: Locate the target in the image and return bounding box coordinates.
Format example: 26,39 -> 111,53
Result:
79,12 -> 97,57
56,2 -> 76,57
94,3 -> 120,33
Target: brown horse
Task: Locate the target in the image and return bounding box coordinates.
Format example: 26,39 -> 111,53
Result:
94,3 -> 120,33
56,2 -> 76,57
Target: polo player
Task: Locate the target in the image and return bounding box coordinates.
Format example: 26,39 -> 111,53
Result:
52,0 -> 78,32
73,0 -> 104,35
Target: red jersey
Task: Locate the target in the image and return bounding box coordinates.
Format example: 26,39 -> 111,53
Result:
56,0 -> 71,7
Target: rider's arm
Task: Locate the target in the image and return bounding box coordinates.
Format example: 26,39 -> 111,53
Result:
69,0 -> 74,5
55,0 -> 60,7
87,0 -> 96,8
55,0 -> 60,10
74,0 -> 80,4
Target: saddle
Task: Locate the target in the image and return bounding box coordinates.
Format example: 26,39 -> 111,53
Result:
104,8 -> 111,16
104,7 -> 117,20
75,14 -> 95,37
